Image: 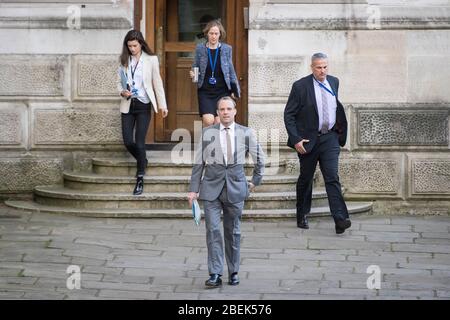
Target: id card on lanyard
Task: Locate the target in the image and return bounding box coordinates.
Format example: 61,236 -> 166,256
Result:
129,57 -> 140,96
314,77 -> 335,96
207,44 -> 220,85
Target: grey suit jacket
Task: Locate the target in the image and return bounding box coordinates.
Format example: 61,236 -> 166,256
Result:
192,42 -> 241,97
189,123 -> 265,203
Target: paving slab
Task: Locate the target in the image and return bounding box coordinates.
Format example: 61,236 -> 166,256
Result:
0,203 -> 449,300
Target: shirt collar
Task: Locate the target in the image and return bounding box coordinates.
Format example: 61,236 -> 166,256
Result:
130,54 -> 143,64
220,122 -> 235,131
205,42 -> 222,49
313,76 -> 330,87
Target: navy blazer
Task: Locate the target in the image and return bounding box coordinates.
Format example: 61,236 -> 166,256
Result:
284,74 -> 348,152
192,42 -> 241,97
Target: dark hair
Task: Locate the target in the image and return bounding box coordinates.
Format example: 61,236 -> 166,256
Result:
203,19 -> 226,41
120,29 -> 154,67
217,96 -> 236,109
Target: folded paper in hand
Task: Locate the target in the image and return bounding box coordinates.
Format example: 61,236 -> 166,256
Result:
120,69 -> 128,91
192,199 -> 201,226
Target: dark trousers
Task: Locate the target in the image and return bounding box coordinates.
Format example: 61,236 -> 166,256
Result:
296,131 -> 349,222
121,99 -> 151,176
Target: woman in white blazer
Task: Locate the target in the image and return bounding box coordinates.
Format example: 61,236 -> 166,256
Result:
118,29 -> 168,195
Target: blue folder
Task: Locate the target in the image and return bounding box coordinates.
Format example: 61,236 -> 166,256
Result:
192,199 -> 201,226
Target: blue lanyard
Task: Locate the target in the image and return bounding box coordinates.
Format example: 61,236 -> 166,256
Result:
129,57 -> 140,82
207,46 -> 219,77
314,77 -> 335,96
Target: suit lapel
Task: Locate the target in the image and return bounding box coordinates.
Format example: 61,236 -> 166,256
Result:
327,76 -> 337,99
307,74 -> 319,117
203,124 -> 223,165
326,76 -> 340,112
141,52 -> 150,83
234,124 -> 249,166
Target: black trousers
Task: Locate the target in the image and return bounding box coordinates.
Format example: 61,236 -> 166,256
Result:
296,131 -> 349,223
121,99 -> 151,176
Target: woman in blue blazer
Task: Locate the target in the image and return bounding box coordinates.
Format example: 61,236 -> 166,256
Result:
190,20 -> 240,127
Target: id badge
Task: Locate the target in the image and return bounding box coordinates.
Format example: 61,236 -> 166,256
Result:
208,77 -> 217,85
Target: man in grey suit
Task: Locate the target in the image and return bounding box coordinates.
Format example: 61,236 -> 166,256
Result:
188,96 -> 265,288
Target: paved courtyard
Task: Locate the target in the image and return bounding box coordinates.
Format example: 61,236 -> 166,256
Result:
0,203 -> 449,300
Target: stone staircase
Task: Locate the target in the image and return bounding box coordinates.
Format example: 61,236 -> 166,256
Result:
5,151 -> 372,218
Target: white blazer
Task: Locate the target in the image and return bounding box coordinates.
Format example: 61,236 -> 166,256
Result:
117,52 -> 167,114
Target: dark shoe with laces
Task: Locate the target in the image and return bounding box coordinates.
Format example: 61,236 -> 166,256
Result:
228,273 -> 239,286
297,216 -> 309,229
335,219 -> 351,234
205,274 -> 222,288
133,176 -> 144,195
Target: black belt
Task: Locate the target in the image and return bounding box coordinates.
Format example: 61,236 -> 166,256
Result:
318,130 -> 333,137
130,98 -> 150,106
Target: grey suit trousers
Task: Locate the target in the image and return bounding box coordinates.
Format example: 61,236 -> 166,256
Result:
203,185 -> 244,276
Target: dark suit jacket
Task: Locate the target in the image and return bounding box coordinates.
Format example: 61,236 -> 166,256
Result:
284,74 -> 348,152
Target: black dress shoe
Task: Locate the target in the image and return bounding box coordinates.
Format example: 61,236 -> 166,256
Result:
335,219 -> 351,234
133,176 -> 144,195
205,274 -> 222,288
297,216 -> 309,229
228,273 -> 239,286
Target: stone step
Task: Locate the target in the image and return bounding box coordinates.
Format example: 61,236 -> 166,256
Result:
32,186 -> 329,210
91,158 -> 287,176
63,172 -> 297,193
5,200 -> 373,219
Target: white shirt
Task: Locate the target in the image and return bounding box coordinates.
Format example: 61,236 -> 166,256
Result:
219,122 -> 235,165
313,77 -> 337,131
128,55 -> 150,104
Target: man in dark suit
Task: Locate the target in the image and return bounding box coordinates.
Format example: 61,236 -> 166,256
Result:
188,96 -> 265,288
284,53 -> 351,234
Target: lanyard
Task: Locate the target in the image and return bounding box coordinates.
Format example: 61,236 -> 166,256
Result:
314,77 -> 335,96
207,46 -> 219,77
129,56 -> 140,82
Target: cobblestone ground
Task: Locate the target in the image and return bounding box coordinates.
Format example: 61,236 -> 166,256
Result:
0,203 -> 449,300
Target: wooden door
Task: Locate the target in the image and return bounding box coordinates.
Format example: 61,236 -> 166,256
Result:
145,0 -> 248,142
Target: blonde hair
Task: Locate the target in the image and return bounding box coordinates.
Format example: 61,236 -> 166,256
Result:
203,19 -> 226,41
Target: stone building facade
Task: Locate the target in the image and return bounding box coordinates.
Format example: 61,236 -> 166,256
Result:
247,0 -> 450,214
0,0 -> 132,196
0,0 -> 449,214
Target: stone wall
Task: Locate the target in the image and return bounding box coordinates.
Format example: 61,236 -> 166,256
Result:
249,0 -> 450,214
0,1 -> 132,196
